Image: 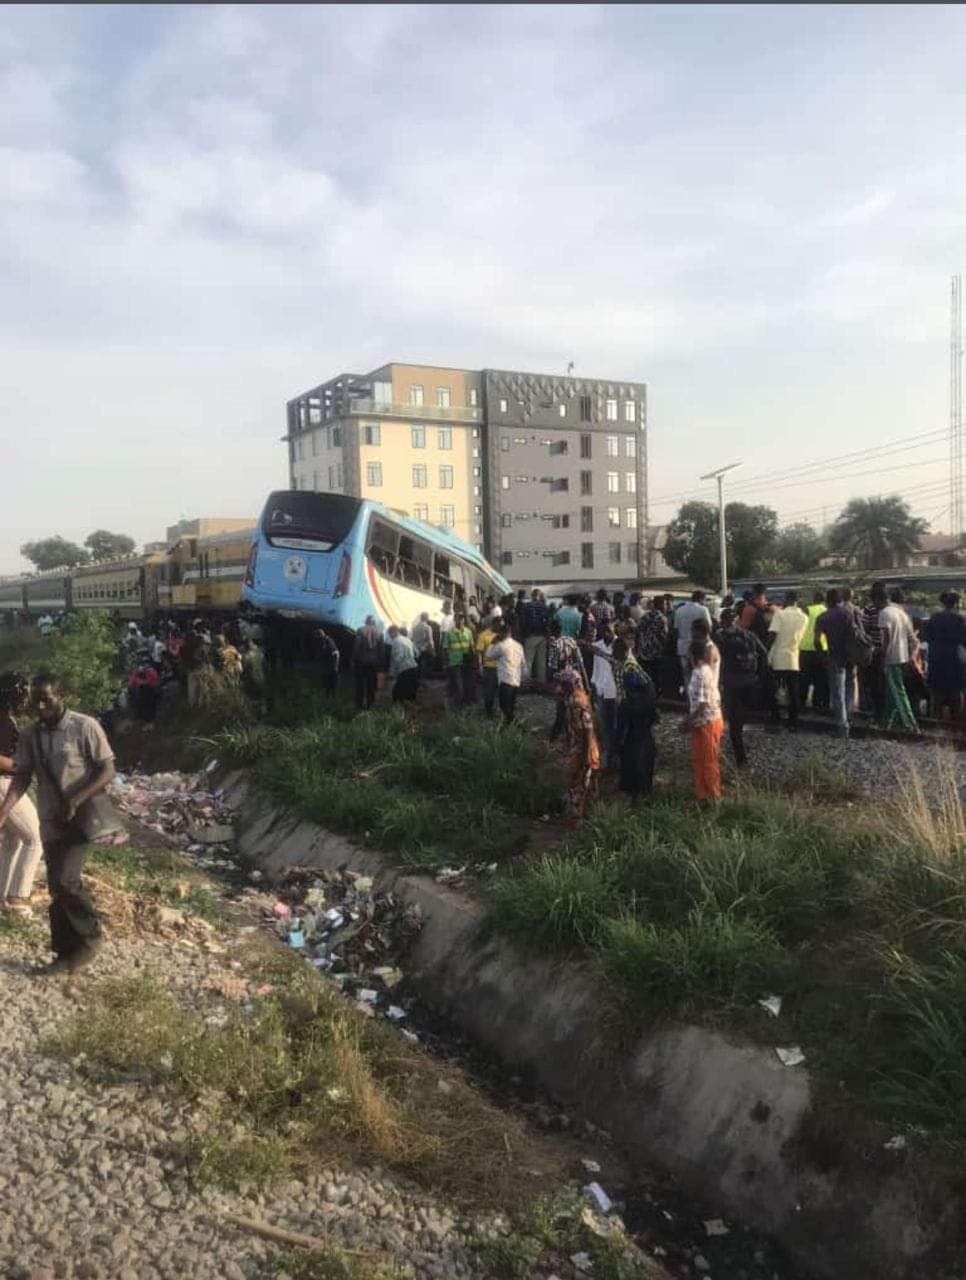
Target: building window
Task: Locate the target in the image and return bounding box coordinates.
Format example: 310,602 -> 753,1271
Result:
337,463 -> 344,486
625,435 -> 636,458
606,398 -> 618,421
439,465 -> 454,489
580,395 -> 592,422
608,507 -> 621,528
550,478 -> 569,493
501,513 -> 512,527
580,470 -> 592,495
552,514 -> 571,529
414,504 -> 429,522
366,462 -> 383,487
553,550 -> 571,566
440,504 -> 455,527
581,542 -> 594,569
625,507 -> 638,529
436,387 -> 451,409
311,433 -> 319,456
501,475 -> 510,490
609,542 -> 621,564
364,423 -> 381,446
501,435 -> 510,451
411,425 -> 425,448
473,466 -> 481,478
627,542 -> 639,562
607,472 -> 619,493
413,464 -> 427,488
437,427 -> 452,450
332,426 -> 342,446
469,387 -> 479,407
410,384 -> 424,406
499,398 -> 508,413
626,471 -> 637,494
581,506 -> 593,533
328,465 -> 334,488
580,434 -> 592,459
558,403 -> 567,418
502,551 -> 513,566
625,400 -> 636,423
550,440 -> 568,456
606,435 -> 619,457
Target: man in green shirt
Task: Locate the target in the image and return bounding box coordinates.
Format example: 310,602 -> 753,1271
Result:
799,591 -> 829,712
443,612 -> 474,709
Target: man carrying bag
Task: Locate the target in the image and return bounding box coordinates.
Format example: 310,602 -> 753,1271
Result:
0,674 -> 120,974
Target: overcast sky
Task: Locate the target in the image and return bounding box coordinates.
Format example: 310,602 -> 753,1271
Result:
2,3 -> 965,573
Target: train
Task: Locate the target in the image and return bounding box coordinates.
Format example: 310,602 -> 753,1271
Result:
0,525 -> 257,625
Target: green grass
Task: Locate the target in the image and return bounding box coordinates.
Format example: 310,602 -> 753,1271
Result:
199,709 -> 562,872
486,768 -> 966,1144
87,843 -> 228,923
50,958 -> 563,1206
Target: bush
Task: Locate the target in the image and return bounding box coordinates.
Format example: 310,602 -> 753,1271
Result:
47,610 -> 120,713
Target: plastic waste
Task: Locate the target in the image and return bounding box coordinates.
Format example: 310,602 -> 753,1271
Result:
583,1182 -> 613,1214
775,1045 -> 806,1067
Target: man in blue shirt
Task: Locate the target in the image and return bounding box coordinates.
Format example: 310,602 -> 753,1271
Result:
556,596 -> 582,639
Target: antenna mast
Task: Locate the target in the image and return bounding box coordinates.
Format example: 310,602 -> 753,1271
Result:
951,274 -> 963,537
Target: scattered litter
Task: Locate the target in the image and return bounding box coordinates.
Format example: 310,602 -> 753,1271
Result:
437,1079 -> 454,1095
884,1135 -> 907,1151
580,1206 -> 612,1238
386,1005 -> 406,1022
401,1029 -> 419,1044
757,995 -> 782,1018
353,1001 -> 375,1018
205,759 -> 219,774
580,1158 -> 602,1175
272,902 -> 292,919
775,1046 -> 806,1067
357,989 -> 379,1004
570,1253 -> 593,1273
583,1183 -> 613,1214
694,1255 -> 711,1273
704,1218 -> 730,1237
434,866 -> 465,886
287,923 -> 305,949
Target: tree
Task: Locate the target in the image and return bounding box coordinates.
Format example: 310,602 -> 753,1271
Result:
768,522 -> 827,574
664,501 -> 779,586
47,611 -> 120,714
20,536 -> 89,571
829,496 -> 928,570
85,529 -> 136,561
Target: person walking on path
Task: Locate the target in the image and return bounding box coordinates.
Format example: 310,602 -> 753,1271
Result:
878,589 -> 921,733
0,673 -> 43,913
0,675 -> 116,973
557,668 -> 601,821
612,640 -> 657,800
485,623 -> 525,725
716,608 -> 768,767
815,589 -> 861,738
799,592 -> 829,712
352,616 -> 383,711
684,640 -> 723,803
767,591 -> 808,729
923,592 -> 966,720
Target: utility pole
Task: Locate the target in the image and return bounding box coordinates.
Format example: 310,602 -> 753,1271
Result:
951,274 -> 963,537
699,462 -> 742,594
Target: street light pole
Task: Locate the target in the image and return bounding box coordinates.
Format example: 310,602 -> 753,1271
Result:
699,462 -> 742,595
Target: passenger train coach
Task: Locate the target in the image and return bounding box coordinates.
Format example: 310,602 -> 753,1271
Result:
242,491 -> 510,633
0,527 -> 256,624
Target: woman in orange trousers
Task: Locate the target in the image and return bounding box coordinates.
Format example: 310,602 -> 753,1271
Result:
685,639 -> 723,802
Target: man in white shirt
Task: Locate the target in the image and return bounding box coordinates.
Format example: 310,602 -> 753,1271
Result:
590,627 -> 618,766
485,623 -> 525,724
767,590 -> 808,729
878,588 -> 920,733
674,591 -> 712,687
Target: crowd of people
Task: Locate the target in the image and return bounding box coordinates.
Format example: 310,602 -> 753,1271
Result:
347,581 -> 966,814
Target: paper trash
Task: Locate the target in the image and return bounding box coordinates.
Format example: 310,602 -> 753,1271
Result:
583,1182 -> 613,1214
775,1045 -> 806,1067
884,1135 -> 907,1151
704,1218 -> 729,1237
580,1158 -> 602,1175
386,1005 -> 406,1022
570,1253 -> 593,1274
758,995 -> 782,1018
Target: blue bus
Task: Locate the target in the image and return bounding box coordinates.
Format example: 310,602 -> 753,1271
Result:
242,490 -> 511,633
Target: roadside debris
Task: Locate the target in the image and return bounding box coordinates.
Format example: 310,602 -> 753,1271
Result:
110,770 -> 238,871
757,995 -> 782,1018
583,1182 -> 613,1214
704,1218 -> 730,1237
884,1135 -> 907,1151
775,1046 -> 806,1068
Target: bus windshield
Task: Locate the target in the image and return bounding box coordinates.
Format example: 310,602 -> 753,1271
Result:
262,491 -> 361,551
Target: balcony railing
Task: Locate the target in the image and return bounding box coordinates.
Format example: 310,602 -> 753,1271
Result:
346,399 -> 481,423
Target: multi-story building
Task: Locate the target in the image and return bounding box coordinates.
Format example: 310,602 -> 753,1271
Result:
284,362 -> 647,586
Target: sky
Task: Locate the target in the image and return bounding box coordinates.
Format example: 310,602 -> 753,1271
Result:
3,3 -> 966,573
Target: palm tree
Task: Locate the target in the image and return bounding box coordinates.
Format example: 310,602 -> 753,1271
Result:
829,496 -> 928,569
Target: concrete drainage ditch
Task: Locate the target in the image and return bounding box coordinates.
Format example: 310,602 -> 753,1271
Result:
222,768 -> 964,1280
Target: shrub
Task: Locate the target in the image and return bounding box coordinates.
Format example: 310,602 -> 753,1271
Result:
47,610 -> 119,713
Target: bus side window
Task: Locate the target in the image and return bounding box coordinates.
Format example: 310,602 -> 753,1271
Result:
434,554 -> 466,604
399,536 -> 432,590
367,520 -> 399,578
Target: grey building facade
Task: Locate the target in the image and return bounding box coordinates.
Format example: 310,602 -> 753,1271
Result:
482,369 -> 647,586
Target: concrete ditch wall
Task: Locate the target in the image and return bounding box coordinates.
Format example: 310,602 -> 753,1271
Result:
222,770 -> 964,1280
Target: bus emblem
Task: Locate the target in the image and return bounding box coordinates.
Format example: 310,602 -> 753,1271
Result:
283,554 -> 308,581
